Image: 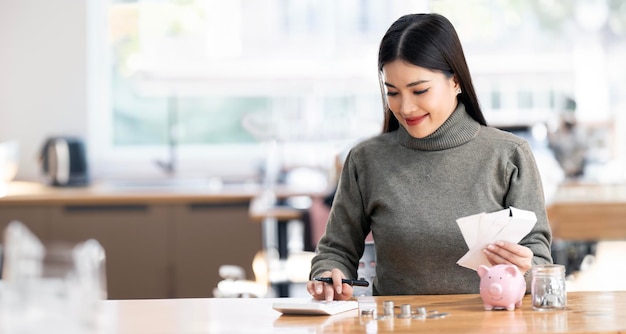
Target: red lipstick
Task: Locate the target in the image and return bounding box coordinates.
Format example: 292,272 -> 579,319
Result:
405,114 -> 428,126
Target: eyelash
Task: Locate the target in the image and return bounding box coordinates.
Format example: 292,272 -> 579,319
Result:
386,89 -> 428,97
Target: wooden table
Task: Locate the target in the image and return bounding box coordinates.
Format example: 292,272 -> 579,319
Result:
547,182 -> 626,240
102,291 -> 626,333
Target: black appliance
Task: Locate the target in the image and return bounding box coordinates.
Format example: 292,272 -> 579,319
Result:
40,137 -> 89,186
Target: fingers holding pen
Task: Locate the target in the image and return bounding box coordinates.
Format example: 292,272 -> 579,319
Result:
306,269 -> 353,301
321,269 -> 352,301
306,272 -> 327,299
306,270 -> 335,301
330,268 -> 345,295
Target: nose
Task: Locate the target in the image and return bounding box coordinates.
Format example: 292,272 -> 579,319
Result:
489,283 -> 503,296
399,96 -> 417,115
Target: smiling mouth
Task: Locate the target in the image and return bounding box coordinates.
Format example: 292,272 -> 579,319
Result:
405,114 -> 427,126
490,297 -> 503,301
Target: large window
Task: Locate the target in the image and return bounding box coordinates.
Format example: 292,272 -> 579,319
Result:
93,0 -> 625,180
95,0 -> 401,179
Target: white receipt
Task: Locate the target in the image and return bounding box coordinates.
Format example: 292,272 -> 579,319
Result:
456,207 -> 537,271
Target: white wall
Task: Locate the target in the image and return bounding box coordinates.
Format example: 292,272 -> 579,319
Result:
0,0 -> 87,181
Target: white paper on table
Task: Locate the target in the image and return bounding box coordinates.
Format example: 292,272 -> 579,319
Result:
456,207 -> 537,271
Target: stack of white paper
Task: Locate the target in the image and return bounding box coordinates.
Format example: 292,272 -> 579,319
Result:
456,207 -> 537,271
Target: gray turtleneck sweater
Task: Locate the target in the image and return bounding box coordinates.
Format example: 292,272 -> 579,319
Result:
310,103 -> 553,295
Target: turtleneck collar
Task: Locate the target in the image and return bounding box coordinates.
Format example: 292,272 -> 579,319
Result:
396,103 -> 481,151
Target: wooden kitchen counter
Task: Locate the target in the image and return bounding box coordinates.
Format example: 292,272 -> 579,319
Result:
2,180 -> 623,299
547,182 -> 626,241
3,180 -> 625,242
0,181 -> 267,300
0,180 -> 326,205
0,180 -> 326,299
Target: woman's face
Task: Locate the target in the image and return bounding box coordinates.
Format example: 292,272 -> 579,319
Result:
382,60 -> 460,138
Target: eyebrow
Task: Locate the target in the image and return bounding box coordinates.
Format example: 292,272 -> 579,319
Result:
384,80 -> 430,89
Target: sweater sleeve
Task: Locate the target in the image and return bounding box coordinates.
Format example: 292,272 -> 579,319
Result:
309,150 -> 370,280
505,141 -> 553,268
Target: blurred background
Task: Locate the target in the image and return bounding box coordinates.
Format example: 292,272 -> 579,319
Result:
0,0 -> 625,299
1,0 -> 625,183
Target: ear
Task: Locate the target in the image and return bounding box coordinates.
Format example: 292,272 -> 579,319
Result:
477,265 -> 489,278
505,265 -> 520,277
452,74 -> 460,90
449,75 -> 461,95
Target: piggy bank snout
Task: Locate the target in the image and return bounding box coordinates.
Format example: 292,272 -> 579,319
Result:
489,283 -> 503,296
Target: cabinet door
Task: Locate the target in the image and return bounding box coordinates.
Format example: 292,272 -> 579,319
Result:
0,205 -> 51,242
49,204 -> 171,299
172,201 -> 263,298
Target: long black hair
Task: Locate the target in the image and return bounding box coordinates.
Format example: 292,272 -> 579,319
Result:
378,13 -> 486,133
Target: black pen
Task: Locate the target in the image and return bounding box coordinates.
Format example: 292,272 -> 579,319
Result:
314,277 -> 370,287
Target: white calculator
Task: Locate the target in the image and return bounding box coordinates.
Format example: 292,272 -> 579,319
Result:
272,300 -> 359,315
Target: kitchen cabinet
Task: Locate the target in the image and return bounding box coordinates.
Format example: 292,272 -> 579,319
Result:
0,181 -> 313,299
0,206 -> 51,242
1,202 -> 260,299
48,204 -> 171,299
171,201 -> 262,298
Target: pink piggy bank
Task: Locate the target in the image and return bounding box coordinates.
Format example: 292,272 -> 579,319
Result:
478,264 -> 525,311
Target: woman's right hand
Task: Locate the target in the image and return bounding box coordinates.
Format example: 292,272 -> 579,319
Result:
306,268 -> 354,301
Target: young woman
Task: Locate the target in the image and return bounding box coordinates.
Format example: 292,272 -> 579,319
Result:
307,13 -> 552,301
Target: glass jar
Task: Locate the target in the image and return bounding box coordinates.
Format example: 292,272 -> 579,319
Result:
531,264 -> 567,311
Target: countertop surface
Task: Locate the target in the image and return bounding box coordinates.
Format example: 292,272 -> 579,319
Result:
99,291 -> 626,334
546,182 -> 626,240
550,181 -> 626,204
2,180 -> 626,208
3,180 -> 626,202
0,180 -> 330,205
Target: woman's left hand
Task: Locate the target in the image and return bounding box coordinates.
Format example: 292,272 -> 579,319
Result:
483,240 -> 533,274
